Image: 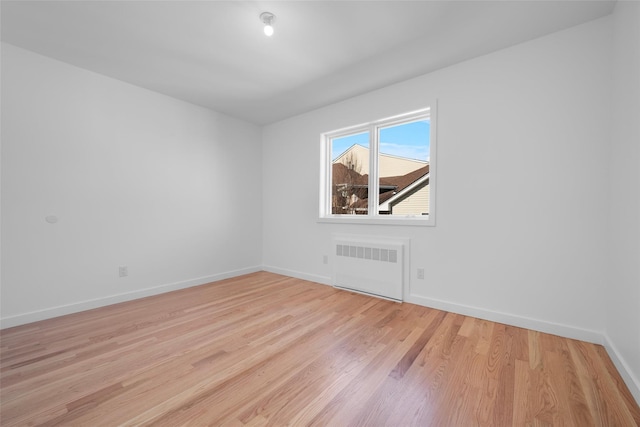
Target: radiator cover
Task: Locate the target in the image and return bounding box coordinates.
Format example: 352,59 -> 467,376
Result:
331,235 -> 407,302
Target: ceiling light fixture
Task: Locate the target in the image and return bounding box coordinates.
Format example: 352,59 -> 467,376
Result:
260,12 -> 275,37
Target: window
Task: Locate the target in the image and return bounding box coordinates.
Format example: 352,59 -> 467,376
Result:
320,106 -> 436,226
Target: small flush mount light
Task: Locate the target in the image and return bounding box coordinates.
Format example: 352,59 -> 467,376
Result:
260,11 -> 275,37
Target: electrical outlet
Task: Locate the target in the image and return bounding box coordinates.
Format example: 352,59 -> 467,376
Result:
417,268 -> 425,280
323,255 -> 328,265
119,266 -> 128,277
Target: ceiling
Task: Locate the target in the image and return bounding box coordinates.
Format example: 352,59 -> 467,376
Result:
1,0 -> 615,125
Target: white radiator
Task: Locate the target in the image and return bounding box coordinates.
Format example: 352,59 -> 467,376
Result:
331,235 -> 407,302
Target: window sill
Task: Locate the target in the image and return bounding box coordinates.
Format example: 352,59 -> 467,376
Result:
317,215 -> 434,227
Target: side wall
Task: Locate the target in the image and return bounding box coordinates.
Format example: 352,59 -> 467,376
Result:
606,1 -> 640,404
262,18 -> 611,343
1,43 -> 263,327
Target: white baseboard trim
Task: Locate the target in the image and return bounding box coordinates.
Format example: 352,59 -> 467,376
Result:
0,266 -> 262,329
257,270 -> 604,345
4,267 -> 637,406
603,334 -> 640,405
261,265 -> 331,286
405,293 -> 604,345
263,270 -> 639,405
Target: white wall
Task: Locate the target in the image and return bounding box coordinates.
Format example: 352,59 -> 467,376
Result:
606,1 -> 640,404
1,43 -> 263,327
263,17 -> 612,343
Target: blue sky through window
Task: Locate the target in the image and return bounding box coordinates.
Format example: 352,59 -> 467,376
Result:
331,132 -> 369,162
331,120 -> 430,162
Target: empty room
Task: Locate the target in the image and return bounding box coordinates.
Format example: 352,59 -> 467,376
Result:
1,0 -> 639,425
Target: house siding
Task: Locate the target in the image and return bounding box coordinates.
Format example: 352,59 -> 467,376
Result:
335,144 -> 426,176
390,183 -> 429,215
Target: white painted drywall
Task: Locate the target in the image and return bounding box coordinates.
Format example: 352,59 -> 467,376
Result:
606,1 -> 640,404
262,17 -> 612,343
1,43 -> 263,326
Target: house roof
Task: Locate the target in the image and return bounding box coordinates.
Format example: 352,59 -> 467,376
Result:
332,162 -> 368,186
332,163 -> 429,208
379,165 -> 429,204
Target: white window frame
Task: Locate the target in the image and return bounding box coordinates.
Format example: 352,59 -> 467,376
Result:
319,104 -> 437,226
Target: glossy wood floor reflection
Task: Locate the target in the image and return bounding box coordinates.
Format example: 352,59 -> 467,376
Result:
2,272 -> 639,426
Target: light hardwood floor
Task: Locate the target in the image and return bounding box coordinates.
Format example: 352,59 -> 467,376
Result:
1,272 -> 639,426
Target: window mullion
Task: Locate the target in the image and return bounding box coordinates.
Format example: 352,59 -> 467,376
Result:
368,125 -> 379,217
323,135 -> 332,217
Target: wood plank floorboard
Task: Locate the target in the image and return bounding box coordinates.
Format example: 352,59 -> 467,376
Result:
1,272 -> 639,426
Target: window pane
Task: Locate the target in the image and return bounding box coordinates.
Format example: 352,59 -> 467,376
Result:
377,119 -> 430,216
331,132 -> 369,215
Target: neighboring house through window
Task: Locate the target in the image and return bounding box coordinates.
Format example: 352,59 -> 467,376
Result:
320,106 -> 437,226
